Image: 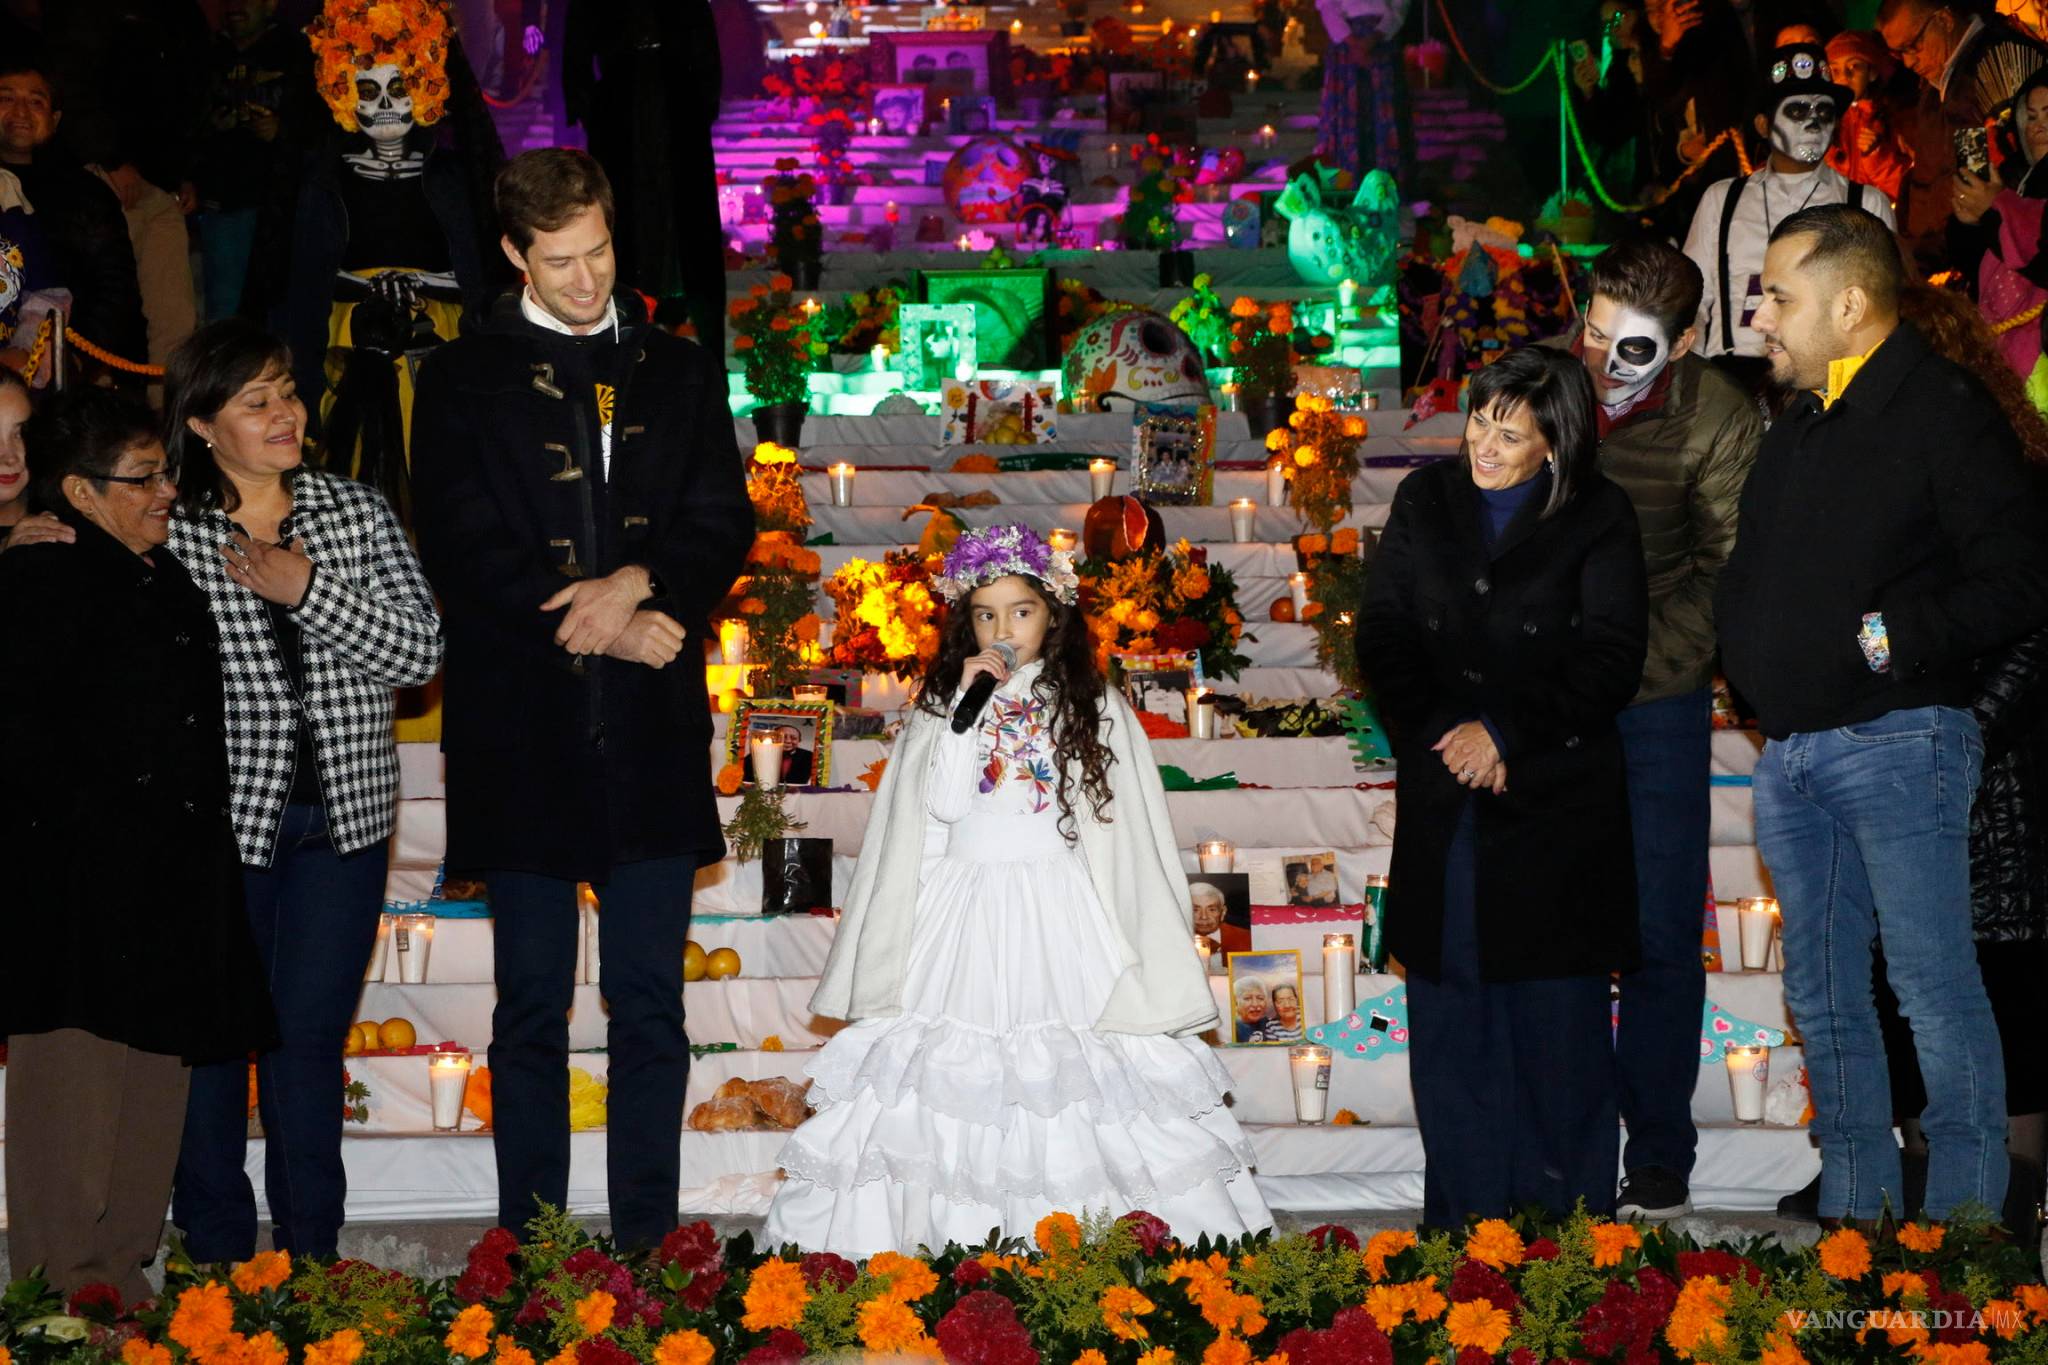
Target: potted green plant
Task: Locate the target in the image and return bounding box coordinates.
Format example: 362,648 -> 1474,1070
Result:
730,274 -> 826,447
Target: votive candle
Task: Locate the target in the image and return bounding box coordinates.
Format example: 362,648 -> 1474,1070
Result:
429,1050 -> 472,1131
1197,838 -> 1234,872
828,461 -> 856,506
1266,457 -> 1287,507
1288,571 -> 1310,613
1323,932 -> 1357,1023
1229,497 -> 1255,542
1090,458 -> 1116,501
750,734 -> 785,789
1725,1045 -> 1769,1122
1047,527 -> 1077,552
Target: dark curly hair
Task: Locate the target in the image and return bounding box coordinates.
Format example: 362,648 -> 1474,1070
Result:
916,574 -> 1117,841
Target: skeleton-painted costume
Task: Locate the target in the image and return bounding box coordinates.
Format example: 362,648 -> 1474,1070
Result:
289,0 -> 499,532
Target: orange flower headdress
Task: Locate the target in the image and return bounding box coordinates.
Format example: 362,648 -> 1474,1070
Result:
306,0 -> 453,131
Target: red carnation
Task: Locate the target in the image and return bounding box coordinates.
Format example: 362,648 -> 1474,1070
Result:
1455,1350 -> 1493,1365
678,1268 -> 727,1313
1930,1286 -> 1977,1344
1450,1258 -> 1521,1312
1153,617 -> 1213,651
741,1328 -> 809,1364
952,1259 -> 990,1289
474,1227 -> 521,1261
1526,1237 -> 1561,1261
933,1291 -> 1039,1365
576,1338 -> 634,1365
1676,1249 -> 1763,1286
1578,1267 -> 1677,1362
659,1223 -> 724,1277
66,1283 -> 122,1318
798,1251 -> 858,1290
1304,1224 -> 1361,1253
1270,1312 -> 1393,1365
455,1258 -> 515,1304
1117,1210 -> 1174,1255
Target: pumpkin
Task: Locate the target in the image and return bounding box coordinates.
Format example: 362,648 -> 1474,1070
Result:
1082,494 -> 1166,561
1270,596 -> 1296,622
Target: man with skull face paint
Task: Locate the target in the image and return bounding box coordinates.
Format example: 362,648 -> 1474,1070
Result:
1560,239 -> 1763,1221
1683,44 -> 1897,368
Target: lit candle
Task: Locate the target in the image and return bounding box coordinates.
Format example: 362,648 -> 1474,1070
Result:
1289,571 -> 1310,614
942,97 -> 953,118
792,684 -> 829,701
394,912 -> 435,984
866,115 -> 882,136
957,233 -> 972,251
828,461 -> 856,506
809,19 -> 824,37
1211,7 -> 1221,19
750,733 -> 786,789
429,1050 -> 473,1131
1047,527 -> 1077,552
1247,70 -> 1261,92
1186,686 -> 1216,739
1323,932 -> 1357,1024
1220,380 -> 1239,410
1725,1044 -> 1769,1122
1197,838 -> 1234,873
1195,934 -> 1215,972
1289,1045 -> 1332,1123
884,199 -> 899,222
1106,141 -> 1122,168
1229,497 -> 1255,542
1090,458 -> 1116,501
1161,16 -> 1174,32
870,342 -> 889,372
801,297 -> 822,320
1339,277 -> 1357,312
1266,456 -> 1287,507
720,619 -> 749,665
1257,122 -> 1275,149
580,883 -> 601,985
1737,896 -> 1780,971
1010,17 -> 1022,33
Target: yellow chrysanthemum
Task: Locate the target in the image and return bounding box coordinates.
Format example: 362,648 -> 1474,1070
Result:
1100,1285 -> 1156,1341
1589,1221 -> 1642,1269
1364,1283 -> 1409,1332
1464,1219 -> 1526,1271
1896,1222 -> 1945,1253
652,1331 -> 715,1365
1445,1299 -> 1513,1354
230,1250 -> 292,1295
868,1250 -> 939,1302
1817,1227 -> 1873,1279
741,1258 -> 810,1331
170,1283 -> 237,1356
1665,1277 -> 1732,1361
304,1330 -> 366,1365
1402,1276 -> 1448,1322
1362,1229 -> 1416,1281
444,1305 -> 496,1359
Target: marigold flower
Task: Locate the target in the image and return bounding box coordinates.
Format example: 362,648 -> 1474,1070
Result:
1665,1276 -> 1732,1360
1816,1226 -> 1872,1279
741,1258 -> 810,1331
715,762 -> 744,796
122,1343 -> 173,1365
1362,1228 -> 1416,1281
1896,1221 -> 1945,1253
1589,1221 -> 1642,1268
1982,1300 -> 2027,1339
1402,1275 -> 1448,1321
1230,296 -> 1260,319
770,273 -> 795,292
1099,1285 -> 1156,1341
443,1305 -> 496,1359
857,1295 -> 929,1353
734,335 -> 755,352
170,1282 -> 236,1355
652,1332 -> 715,1365
230,1250 -> 292,1295
1364,1283 -> 1408,1331
868,1250 -> 939,1302
1464,1218 -> 1525,1271
1035,1211 -> 1083,1254
304,1329 -> 366,1365
1882,1271 -> 1928,1300
1135,1351 -> 1175,1365
1203,1337 -> 1253,1365
495,1335 -> 537,1365
1759,1327 -> 1808,1365
1293,447 -> 1317,467
2021,1283 -> 2048,1323
1445,1299 -> 1513,1354
242,1332 -> 288,1365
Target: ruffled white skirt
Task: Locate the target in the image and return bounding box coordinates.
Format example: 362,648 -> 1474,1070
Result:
762,838 -> 1272,1257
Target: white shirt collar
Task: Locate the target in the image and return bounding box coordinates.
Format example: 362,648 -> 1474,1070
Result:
1938,16 -> 1985,99
519,286 -> 619,340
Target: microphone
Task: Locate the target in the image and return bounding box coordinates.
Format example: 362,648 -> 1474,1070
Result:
951,641 -> 1017,733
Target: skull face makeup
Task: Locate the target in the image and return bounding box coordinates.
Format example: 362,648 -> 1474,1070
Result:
1584,298 -> 1675,408
1769,94 -> 1838,166
355,64 -> 415,149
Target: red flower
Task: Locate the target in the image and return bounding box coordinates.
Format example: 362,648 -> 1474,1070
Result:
1155,618 -> 1214,651
1676,1249 -> 1763,1286
1450,1258 -> 1521,1313
798,1252 -> 857,1290
1456,1350 -> 1494,1365
934,1291 -> 1039,1365
1930,1286 -> 1978,1344
659,1224 -> 724,1278
740,1328 -> 808,1364
1305,1224 -> 1360,1253
1271,1307 -> 1393,1365
1525,1237 -> 1561,1261
1117,1210 -> 1174,1255
1577,1267 -> 1678,1361
952,1259 -> 990,1289
454,1259 -> 514,1304
576,1338 -> 634,1365
678,1268 -> 726,1314
67,1283 -> 122,1318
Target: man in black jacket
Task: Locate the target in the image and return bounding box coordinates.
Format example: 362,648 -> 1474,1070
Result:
411,148 -> 751,1250
1721,203 -> 2048,1227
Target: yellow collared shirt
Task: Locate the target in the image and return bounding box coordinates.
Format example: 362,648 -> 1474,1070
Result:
1818,336 -> 1889,410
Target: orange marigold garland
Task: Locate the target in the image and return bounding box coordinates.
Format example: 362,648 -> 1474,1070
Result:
305,0 -> 452,131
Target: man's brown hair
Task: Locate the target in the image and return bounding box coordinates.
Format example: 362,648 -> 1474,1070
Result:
1588,238 -> 1705,340
495,148 -> 615,253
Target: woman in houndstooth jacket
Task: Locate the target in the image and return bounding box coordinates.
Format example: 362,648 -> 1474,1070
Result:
158,318 -> 443,1261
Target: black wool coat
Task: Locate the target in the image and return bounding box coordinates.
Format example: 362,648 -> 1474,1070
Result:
1356,460 -> 1649,983
411,294 -> 753,882
0,514 -> 277,1063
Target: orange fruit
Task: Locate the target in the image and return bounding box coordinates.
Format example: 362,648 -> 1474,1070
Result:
343,1026 -> 363,1056
356,1020 -> 382,1052
683,940 -> 707,982
704,947 -> 742,980
378,1018 -> 417,1050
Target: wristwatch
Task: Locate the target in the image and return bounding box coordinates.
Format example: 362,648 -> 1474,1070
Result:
641,565 -> 667,601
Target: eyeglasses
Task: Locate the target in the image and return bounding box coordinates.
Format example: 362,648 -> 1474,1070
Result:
1890,10 -> 1940,61
95,466 -> 178,491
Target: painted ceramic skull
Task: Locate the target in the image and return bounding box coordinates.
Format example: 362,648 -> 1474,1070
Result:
1276,167 -> 1403,288
1063,309 -> 1211,411
355,63 -> 415,147
942,135 -> 1031,224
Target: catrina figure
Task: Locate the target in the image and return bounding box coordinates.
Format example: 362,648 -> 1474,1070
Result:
288,0 -> 501,530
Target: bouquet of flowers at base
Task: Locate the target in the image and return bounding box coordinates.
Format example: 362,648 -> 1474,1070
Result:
823,550 -> 944,681
1081,538 -> 1249,680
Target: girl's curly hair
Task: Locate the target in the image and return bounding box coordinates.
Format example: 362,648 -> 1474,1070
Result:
916,575 -> 1116,840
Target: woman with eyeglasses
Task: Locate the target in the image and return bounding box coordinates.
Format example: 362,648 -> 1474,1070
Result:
0,388 -> 277,1302
158,318 -> 442,1264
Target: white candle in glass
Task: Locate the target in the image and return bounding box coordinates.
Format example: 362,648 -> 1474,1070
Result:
1737,896 -> 1779,971
581,885 -> 602,986
1338,278 -> 1357,312
866,116 -> 882,136
720,619 -> 749,665
1186,687 -> 1215,740
828,462 -> 856,506
1266,457 -> 1287,507
394,912 -> 435,984
1229,497 -> 1255,542
429,1050 -> 472,1131
1323,932 -> 1357,1024
367,913 -> 393,982
750,735 -> 785,789
1288,571 -> 1310,613
870,343 -> 889,372
1725,1044 -> 1769,1122
1197,838 -> 1234,872
792,684 -> 829,701
1195,934 -> 1214,973
1289,1045 -> 1331,1123
1047,527 -> 1077,552
1090,458 -> 1115,501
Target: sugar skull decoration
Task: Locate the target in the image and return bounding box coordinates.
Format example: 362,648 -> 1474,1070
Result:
941,135 -> 1032,224
306,0 -> 453,134
1062,309 -> 1212,412
1275,166 -> 1403,290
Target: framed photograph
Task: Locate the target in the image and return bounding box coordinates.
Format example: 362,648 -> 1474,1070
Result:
1106,70 -> 1166,133
946,95 -> 998,136
727,699 -> 836,788
1190,871 -> 1252,973
896,303 -> 977,391
940,379 -> 1057,446
921,267 -> 1054,370
1226,948 -> 1306,1045
1282,852 -> 1343,909
1110,649 -> 1202,718
795,668 -> 862,709
871,84 -> 930,135
1132,407 -> 1215,506
871,30 -> 1010,100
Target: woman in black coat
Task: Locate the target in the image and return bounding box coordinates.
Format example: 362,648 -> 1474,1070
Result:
1356,346 -> 1648,1230
0,389 -> 274,1301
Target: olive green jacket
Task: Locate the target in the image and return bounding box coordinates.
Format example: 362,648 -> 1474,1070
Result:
1554,340 -> 1763,704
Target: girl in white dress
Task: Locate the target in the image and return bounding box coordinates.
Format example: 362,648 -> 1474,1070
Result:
764,523 -> 1272,1257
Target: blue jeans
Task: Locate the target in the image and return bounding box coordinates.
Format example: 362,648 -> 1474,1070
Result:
489,857 -> 696,1250
1614,689 -> 1712,1180
172,805 -> 388,1259
1754,706 -> 2004,1220
194,208 -> 259,322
